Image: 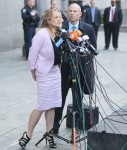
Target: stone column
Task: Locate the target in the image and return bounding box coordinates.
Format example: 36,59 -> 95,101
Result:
121,0 -> 127,9
37,0 -> 50,17
36,0 -> 68,16
62,0 -> 69,12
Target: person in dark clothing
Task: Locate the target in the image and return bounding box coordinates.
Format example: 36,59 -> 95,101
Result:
78,0 -> 90,22
21,0 -> 40,60
103,0 -> 123,50
54,3 -> 96,134
85,0 -> 101,39
50,0 -> 67,23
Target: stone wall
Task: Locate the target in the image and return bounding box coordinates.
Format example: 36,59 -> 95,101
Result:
0,0 -> 24,52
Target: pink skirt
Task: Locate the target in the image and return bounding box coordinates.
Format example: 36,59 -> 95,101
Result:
35,65 -> 62,110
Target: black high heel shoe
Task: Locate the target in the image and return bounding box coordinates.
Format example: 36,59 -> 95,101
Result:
45,133 -> 57,148
19,132 -> 31,149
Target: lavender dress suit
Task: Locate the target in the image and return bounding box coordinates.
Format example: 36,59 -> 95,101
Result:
28,28 -> 62,110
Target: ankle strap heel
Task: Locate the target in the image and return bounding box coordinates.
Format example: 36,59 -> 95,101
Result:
19,132 -> 31,149
46,134 -> 57,148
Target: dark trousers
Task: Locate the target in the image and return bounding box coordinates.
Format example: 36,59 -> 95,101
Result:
54,56 -> 95,130
23,25 -> 35,59
104,23 -> 120,49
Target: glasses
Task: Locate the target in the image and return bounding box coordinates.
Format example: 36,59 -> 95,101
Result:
112,1 -> 116,3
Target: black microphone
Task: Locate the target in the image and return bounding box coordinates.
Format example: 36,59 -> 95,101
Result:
55,29 -> 68,48
61,32 -> 75,51
82,35 -> 99,56
55,36 -> 64,48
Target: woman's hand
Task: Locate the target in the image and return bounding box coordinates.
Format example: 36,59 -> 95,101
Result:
31,69 -> 36,81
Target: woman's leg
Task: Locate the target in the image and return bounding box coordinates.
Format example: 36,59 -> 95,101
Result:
19,109 -> 43,148
45,108 -> 55,132
27,109 -> 43,138
45,108 -> 57,148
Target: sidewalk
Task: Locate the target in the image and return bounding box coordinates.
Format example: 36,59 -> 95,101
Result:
0,31 -> 127,150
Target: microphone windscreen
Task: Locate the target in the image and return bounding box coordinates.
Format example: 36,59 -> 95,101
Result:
69,31 -> 78,41
61,32 -> 69,40
75,29 -> 82,36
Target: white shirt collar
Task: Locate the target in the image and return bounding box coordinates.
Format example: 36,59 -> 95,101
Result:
111,6 -> 116,10
68,21 -> 79,31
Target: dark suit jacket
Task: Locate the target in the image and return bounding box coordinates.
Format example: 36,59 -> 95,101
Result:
85,8 -> 101,27
78,2 -> 90,14
103,7 -> 123,26
62,21 -> 96,94
63,21 -> 96,49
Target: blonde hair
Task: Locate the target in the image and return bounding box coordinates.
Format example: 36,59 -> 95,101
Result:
40,8 -> 62,36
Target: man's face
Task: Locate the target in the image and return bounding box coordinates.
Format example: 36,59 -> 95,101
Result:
51,0 -> 57,9
28,0 -> 35,7
90,0 -> 96,8
111,0 -> 117,7
68,4 -> 82,24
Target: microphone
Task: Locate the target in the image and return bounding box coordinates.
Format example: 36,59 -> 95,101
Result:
69,30 -> 99,55
61,32 -> 75,51
55,28 -> 68,48
75,29 -> 82,37
69,31 -> 78,42
82,35 -> 99,56
55,36 -> 64,48
69,31 -> 85,47
69,30 -> 86,45
69,31 -> 89,53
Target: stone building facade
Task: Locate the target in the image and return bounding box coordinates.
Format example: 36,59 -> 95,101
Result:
0,0 -> 126,52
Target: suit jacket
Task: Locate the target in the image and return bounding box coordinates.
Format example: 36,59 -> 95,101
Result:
62,21 -> 96,94
28,28 -> 54,75
63,21 -> 96,49
78,2 -> 90,14
85,8 -> 101,27
103,6 -> 123,26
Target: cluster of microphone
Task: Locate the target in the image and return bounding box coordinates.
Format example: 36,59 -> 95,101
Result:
55,29 -> 99,56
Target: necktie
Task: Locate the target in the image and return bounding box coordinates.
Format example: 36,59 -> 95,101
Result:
72,26 -> 76,31
111,9 -> 114,23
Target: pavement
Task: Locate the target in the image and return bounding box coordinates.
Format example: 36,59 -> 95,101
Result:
0,31 -> 127,150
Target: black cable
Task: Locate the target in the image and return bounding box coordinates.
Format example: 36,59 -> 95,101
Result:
104,118 -> 127,125
95,58 -> 127,94
94,59 -> 127,121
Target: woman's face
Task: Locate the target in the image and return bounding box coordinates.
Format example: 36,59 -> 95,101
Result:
50,11 -> 63,29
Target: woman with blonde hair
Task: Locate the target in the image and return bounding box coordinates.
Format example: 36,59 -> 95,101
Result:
19,8 -> 63,149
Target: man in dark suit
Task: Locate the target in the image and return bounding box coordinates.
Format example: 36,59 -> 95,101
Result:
54,3 -> 96,134
103,0 -> 123,50
85,0 -> 101,39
